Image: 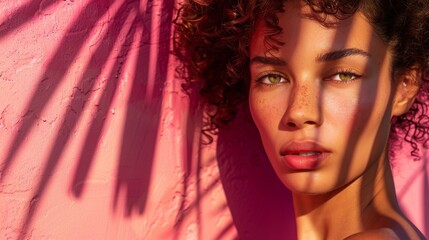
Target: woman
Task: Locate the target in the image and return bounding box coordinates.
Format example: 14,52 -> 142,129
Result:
175,0 -> 429,239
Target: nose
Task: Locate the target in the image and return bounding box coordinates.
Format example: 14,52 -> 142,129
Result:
281,83 -> 322,129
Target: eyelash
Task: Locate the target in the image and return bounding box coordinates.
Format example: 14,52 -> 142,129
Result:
325,69 -> 363,83
255,72 -> 288,86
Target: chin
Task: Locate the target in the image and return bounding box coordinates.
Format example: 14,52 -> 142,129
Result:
277,172 -> 348,196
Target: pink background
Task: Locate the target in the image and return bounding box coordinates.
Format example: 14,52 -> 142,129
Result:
0,0 -> 427,239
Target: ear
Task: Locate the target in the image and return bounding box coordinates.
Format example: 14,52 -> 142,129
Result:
392,68 -> 421,117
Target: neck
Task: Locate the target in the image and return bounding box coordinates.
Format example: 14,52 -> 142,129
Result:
292,152 -> 401,239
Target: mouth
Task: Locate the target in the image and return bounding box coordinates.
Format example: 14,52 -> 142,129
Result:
289,151 -> 322,156
280,141 -> 330,170
281,140 -> 328,154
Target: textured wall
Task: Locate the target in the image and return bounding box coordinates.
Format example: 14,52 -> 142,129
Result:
0,0 -> 236,239
0,0 -> 427,239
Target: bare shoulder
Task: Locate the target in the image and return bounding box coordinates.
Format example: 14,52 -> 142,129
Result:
344,228 -> 426,240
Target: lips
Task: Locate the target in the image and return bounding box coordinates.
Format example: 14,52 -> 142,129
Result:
280,141 -> 330,170
287,151 -> 321,156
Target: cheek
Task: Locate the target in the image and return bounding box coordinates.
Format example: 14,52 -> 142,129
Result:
249,91 -> 286,144
249,96 -> 271,132
327,98 -> 366,132
326,83 -> 393,166
325,80 -> 387,134
321,88 -> 361,139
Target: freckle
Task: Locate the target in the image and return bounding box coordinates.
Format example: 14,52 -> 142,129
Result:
297,85 -> 309,108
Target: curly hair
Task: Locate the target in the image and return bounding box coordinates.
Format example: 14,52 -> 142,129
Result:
174,0 -> 429,158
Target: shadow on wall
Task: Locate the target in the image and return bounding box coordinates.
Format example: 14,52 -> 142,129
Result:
0,0 -> 175,238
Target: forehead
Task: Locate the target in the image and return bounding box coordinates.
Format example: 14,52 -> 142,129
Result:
250,1 -> 387,59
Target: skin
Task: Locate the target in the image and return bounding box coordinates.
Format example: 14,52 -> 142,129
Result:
248,1 -> 424,239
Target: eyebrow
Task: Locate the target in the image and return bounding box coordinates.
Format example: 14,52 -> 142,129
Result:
250,56 -> 287,66
316,48 -> 371,62
250,48 -> 371,66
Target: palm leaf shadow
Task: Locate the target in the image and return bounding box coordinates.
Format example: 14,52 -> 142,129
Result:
2,0 -> 235,238
170,89 -> 238,238
113,0 -> 174,216
0,0 -> 178,238
0,0 -> 114,183
8,2 -> 130,239
0,0 -> 58,40
70,4 -> 139,197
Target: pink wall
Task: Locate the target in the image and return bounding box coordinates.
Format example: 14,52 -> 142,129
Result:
0,0 -> 427,239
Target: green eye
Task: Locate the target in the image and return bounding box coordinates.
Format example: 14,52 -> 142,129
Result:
268,75 -> 283,84
338,73 -> 354,81
330,71 -> 361,83
257,73 -> 287,85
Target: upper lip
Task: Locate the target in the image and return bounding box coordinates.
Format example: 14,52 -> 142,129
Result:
280,140 -> 330,155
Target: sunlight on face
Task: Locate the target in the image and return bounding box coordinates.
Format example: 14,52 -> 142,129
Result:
249,1 -> 396,194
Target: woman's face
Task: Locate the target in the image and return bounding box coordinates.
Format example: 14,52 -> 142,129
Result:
249,1 -> 400,194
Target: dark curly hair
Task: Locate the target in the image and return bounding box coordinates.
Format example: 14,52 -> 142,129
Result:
174,0 -> 429,159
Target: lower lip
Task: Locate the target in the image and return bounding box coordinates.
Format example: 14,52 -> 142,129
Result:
282,153 -> 328,170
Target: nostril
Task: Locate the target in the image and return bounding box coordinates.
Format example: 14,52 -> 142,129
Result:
305,120 -> 318,125
286,120 -> 318,128
287,122 -> 297,128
